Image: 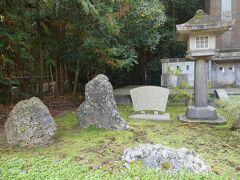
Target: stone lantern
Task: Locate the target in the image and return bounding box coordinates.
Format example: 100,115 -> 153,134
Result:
177,9 -> 235,123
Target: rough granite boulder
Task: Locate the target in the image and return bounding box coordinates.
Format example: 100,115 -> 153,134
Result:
77,74 -> 128,130
5,97 -> 57,146
123,144 -> 209,173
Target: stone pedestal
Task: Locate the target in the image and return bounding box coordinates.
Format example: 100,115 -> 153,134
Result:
179,59 -> 226,123
186,106 -> 217,119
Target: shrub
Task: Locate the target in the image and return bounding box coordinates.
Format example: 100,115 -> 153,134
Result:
169,81 -> 192,106
216,97 -> 240,131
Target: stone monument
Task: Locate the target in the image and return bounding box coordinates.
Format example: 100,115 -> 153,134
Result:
177,10 -> 235,123
77,74 -> 128,130
215,89 -> 229,99
5,97 -> 57,146
128,86 -> 170,121
123,144 -> 209,173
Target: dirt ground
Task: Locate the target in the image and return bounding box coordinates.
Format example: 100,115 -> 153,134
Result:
0,94 -> 83,130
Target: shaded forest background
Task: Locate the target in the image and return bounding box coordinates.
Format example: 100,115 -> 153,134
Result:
0,0 -> 205,104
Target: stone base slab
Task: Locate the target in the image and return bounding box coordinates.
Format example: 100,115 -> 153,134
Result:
128,113 -> 170,121
178,113 -> 226,124
186,106 -> 218,119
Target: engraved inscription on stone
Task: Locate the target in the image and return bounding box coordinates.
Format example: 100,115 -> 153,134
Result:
130,86 -> 170,112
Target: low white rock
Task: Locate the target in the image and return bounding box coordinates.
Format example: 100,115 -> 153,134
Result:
123,144 -> 209,173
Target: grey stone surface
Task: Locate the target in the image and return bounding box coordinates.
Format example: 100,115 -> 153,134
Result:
130,86 -> 169,112
179,105 -> 226,123
179,113 -> 226,124
129,86 -> 170,121
4,97 -> 57,147
194,60 -> 208,107
215,89 -> 229,99
128,113 -> 170,121
77,74 -> 128,130
123,144 -> 209,173
186,106 -> 218,119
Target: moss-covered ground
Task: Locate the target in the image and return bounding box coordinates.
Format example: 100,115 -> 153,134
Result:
0,105 -> 239,179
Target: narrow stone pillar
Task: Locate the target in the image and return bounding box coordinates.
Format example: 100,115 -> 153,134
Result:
194,59 -> 208,107
179,58 -> 225,123
208,60 -> 212,86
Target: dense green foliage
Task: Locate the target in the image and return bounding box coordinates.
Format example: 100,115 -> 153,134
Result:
128,0 -> 205,85
0,1 -> 36,102
217,97 -> 240,132
0,106 -> 239,178
158,0 -> 204,58
0,0 -> 166,100
0,0 -> 205,102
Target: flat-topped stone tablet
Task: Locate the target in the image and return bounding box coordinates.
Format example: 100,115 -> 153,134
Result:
129,86 -> 170,121
130,86 -> 170,112
215,89 -> 229,99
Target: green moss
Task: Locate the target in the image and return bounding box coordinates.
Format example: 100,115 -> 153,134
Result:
0,105 -> 240,179
194,9 -> 204,19
130,160 -> 144,168
0,157 -> 236,180
161,161 -> 171,170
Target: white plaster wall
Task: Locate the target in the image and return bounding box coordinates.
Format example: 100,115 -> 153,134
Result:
189,34 -> 216,51
162,60 -> 240,87
161,62 -> 195,87
167,62 -> 194,75
168,74 -> 178,87
235,65 -> 240,85
212,62 -> 236,85
162,63 -> 169,74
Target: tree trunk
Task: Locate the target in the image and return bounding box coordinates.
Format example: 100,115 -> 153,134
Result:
55,0 -> 61,95
55,58 -> 60,95
54,0 -> 66,95
60,61 -> 64,94
141,49 -> 148,85
49,65 -> 54,94
64,64 -> 68,81
172,0 -> 176,57
36,0 -> 44,98
73,59 -> 80,95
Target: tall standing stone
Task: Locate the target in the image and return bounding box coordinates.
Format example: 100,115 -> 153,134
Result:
77,74 -> 128,130
5,97 -> 57,146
